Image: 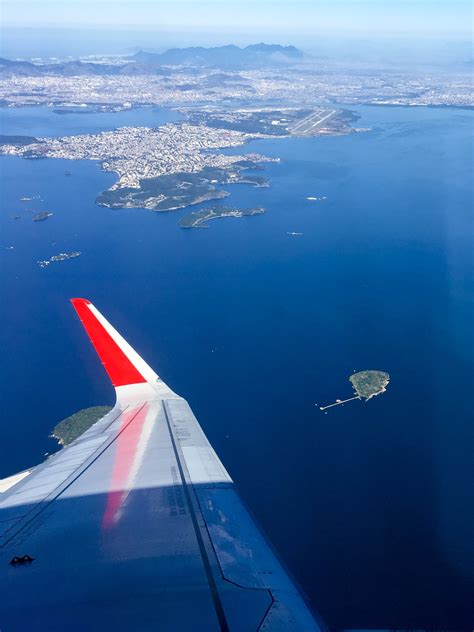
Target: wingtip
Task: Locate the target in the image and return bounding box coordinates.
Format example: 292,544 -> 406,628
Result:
70,297 -> 152,388
69,297 -> 175,398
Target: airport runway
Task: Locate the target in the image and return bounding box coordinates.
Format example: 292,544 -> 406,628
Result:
289,108 -> 338,136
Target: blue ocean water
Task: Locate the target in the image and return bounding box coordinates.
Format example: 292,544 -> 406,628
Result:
0,104 -> 473,628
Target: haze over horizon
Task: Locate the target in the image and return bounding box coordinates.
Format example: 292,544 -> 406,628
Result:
1,0 -> 472,64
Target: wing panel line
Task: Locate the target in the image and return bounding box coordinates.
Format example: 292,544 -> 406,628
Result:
0,403 -> 147,548
162,402 -> 229,632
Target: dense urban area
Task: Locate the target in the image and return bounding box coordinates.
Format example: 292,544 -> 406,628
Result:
0,44 -> 472,109
1,44 -> 471,216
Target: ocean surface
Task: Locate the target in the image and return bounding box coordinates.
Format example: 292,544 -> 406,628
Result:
0,104 -> 473,628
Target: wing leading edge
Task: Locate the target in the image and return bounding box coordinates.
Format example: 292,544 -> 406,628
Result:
0,299 -> 324,631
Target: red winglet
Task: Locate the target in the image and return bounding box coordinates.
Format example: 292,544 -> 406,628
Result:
71,298 -> 147,388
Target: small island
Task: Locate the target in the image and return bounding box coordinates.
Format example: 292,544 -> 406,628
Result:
38,251 -> 81,268
32,211 -> 53,222
20,195 -> 42,202
350,370 -> 390,400
179,205 -> 265,228
320,370 -> 390,411
51,406 -> 112,446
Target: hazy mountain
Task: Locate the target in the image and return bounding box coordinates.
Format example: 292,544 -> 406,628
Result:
132,43 -> 304,69
0,57 -> 42,76
0,44 -> 305,77
0,57 -> 123,76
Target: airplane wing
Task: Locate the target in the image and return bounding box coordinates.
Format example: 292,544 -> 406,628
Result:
0,298 -> 324,631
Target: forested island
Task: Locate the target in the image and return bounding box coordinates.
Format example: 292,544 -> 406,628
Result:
350,370 -> 390,400
320,370 -> 390,411
51,406 -> 112,446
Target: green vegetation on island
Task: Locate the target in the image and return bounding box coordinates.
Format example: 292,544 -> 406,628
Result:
349,370 -> 390,400
187,107 -> 360,137
179,204 -> 265,228
319,370 -> 390,411
51,406 -> 112,446
0,135 -> 42,147
96,166 -> 269,213
187,109 -> 311,135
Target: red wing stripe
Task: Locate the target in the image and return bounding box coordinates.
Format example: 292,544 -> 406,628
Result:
71,298 -> 147,388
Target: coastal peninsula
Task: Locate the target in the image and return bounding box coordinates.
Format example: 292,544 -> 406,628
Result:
0,107 -> 362,220
0,123 -> 276,214
187,107 -> 360,137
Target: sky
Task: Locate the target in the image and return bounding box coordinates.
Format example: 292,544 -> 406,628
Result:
2,0 -> 472,37
1,0 -> 472,60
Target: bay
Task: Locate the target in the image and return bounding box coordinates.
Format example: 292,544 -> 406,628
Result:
0,103 -> 472,627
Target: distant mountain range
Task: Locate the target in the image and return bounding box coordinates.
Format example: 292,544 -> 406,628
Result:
131,43 -> 304,69
0,44 -> 305,77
